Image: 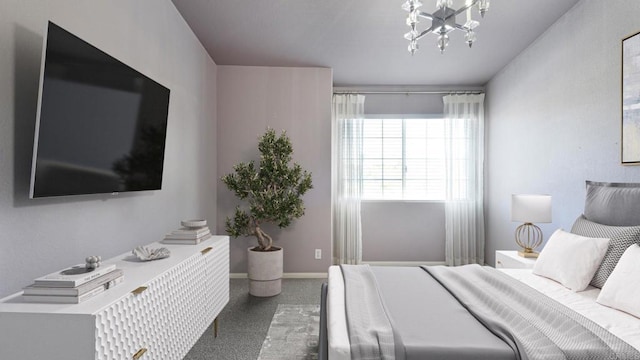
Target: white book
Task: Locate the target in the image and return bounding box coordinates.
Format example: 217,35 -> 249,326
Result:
24,270 -> 124,296
171,226 -> 210,235
162,233 -> 212,245
23,276 -> 124,304
164,229 -> 211,240
22,283 -> 106,304
33,263 -> 117,288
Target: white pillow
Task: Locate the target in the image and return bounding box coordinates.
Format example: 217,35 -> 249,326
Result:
532,229 -> 609,292
597,244 -> 640,318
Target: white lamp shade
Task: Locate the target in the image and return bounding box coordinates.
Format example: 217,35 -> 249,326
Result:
511,194 -> 552,223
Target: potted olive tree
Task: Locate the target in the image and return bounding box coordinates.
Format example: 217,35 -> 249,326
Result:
222,128 -> 312,297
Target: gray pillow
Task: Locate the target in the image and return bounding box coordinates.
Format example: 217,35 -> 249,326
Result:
584,181 -> 640,226
571,215 -> 640,288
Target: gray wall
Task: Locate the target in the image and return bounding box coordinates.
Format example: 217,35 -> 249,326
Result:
0,0 -> 218,297
485,0 -> 640,267
363,93 -> 444,115
362,201 -> 445,262
216,65 -> 332,274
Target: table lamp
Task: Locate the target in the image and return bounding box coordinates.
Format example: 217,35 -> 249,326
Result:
511,194 -> 552,258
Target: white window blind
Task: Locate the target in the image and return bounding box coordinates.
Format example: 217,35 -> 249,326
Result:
356,117 -> 451,200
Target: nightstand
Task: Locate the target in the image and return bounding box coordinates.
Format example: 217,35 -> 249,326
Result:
495,250 -> 536,269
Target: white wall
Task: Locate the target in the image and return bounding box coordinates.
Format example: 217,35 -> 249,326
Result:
0,0 -> 217,297
216,65 -> 332,274
485,0 -> 640,266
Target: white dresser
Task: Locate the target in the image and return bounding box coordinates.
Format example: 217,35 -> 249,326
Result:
0,235 -> 229,360
495,250 -> 536,269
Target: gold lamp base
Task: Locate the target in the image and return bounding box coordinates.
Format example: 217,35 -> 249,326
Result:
515,222 -> 543,259
517,250 -> 539,258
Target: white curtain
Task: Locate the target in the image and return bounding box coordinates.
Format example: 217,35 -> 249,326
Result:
331,94 -> 365,264
443,94 -> 485,266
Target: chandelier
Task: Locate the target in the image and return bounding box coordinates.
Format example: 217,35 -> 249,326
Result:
403,0 -> 490,54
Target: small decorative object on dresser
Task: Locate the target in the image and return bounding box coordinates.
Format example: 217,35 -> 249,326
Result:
163,219 -> 212,244
511,194 -> 552,258
132,246 -> 171,261
495,250 -> 536,269
181,219 -> 207,228
85,255 -> 101,270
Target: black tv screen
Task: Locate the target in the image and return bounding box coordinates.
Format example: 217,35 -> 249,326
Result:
29,22 -> 170,198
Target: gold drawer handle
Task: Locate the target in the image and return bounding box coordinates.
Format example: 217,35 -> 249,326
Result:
201,247 -> 213,255
131,286 -> 148,295
132,348 -> 147,359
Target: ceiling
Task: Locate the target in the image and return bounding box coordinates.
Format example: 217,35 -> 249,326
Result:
171,0 -> 580,87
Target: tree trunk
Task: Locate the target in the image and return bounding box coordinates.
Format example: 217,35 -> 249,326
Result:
254,225 -> 273,250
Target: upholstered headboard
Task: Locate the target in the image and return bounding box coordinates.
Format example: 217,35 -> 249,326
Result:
584,181 -> 640,226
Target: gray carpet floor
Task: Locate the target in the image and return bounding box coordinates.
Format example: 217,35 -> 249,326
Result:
184,277 -> 327,360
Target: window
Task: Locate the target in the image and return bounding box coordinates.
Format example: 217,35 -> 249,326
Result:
359,117 -> 447,200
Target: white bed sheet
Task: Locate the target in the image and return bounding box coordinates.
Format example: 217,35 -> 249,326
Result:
327,266 -> 350,360
500,268 -> 640,351
326,266 -> 640,360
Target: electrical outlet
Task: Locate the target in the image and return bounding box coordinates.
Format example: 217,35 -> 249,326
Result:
315,249 -> 322,260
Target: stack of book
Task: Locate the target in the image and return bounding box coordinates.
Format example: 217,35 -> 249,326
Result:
162,224 -> 211,245
22,264 -> 123,304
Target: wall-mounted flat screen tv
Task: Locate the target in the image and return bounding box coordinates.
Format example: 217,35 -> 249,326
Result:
29,21 -> 170,198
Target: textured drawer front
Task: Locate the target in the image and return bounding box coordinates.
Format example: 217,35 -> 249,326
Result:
168,239 -> 229,356
96,252 -> 209,360
204,238 -> 230,325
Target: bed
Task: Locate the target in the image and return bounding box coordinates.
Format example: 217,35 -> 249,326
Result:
319,181 -> 640,360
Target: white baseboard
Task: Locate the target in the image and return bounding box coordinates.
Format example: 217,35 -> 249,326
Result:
229,262 -> 445,279
361,261 -> 446,266
230,272 -> 327,279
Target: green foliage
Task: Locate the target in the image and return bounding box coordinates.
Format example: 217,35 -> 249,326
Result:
222,128 -> 313,250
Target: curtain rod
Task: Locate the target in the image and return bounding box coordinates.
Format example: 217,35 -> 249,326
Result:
332,90 -> 484,95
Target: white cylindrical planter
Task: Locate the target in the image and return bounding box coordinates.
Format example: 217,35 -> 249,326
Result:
247,247 -> 283,297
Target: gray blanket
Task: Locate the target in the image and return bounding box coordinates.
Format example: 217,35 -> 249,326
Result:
341,265 -> 514,360
423,264 -> 640,360
370,266 -> 514,360
339,264 -> 640,360
341,264 -> 395,359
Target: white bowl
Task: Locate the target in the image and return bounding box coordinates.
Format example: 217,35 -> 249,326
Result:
181,219 -> 207,228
